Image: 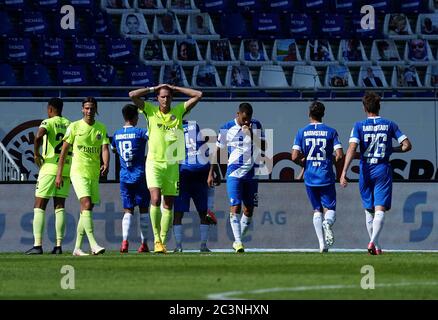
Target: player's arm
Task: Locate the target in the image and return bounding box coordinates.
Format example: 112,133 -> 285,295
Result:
291,149 -> 305,167
334,148 -> 345,180
128,84 -> 166,110
101,144 -> 110,176
168,85 -> 203,113
33,127 -> 47,168
55,141 -> 71,188
392,137 -> 412,153
340,142 -> 358,188
208,146 -> 221,187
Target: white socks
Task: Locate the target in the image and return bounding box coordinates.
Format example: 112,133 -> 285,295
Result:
240,214 -> 252,238
122,213 -> 132,241
324,210 -> 336,226
365,210 -> 374,240
229,213 -> 242,243
200,224 -> 209,246
139,213 -> 148,243
313,211 -> 325,250
371,211 -> 385,245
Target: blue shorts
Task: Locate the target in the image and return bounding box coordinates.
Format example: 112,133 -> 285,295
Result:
120,180 -> 151,209
226,177 -> 258,207
359,167 -> 392,210
305,184 -> 336,211
174,169 -> 209,213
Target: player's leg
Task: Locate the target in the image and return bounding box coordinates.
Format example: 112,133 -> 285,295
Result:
160,162 -> 179,249
227,177 -> 244,253
206,186 -> 217,225
146,160 -> 164,251
240,179 -> 258,239
173,210 -> 184,252
192,171 -> 210,252
137,179 -> 151,253
51,177 -> 71,254
359,175 -> 376,254
305,186 -> 326,252
120,182 -> 135,253
25,196 -> 49,254
173,170 -> 189,252
321,184 -> 336,248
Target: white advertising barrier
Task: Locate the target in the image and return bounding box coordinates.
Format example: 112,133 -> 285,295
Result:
0,182 -> 437,252
0,100 -> 436,181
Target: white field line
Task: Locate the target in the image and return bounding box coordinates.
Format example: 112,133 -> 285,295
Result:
182,248 -> 438,253
207,282 -> 438,300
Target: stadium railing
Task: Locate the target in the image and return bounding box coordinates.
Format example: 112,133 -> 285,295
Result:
0,142 -> 24,182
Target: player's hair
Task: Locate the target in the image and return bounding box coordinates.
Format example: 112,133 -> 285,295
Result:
309,101 -> 325,121
239,102 -> 253,116
362,91 -> 381,114
48,97 -> 63,113
82,96 -> 99,114
157,85 -> 174,96
122,104 -> 138,121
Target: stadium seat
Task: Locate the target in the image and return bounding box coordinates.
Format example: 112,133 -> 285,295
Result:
286,14 -> 313,39
101,0 -> 135,14
92,10 -> 117,37
324,64 -> 355,88
258,65 -> 288,88
186,13 -> 220,40
199,0 -> 230,13
220,13 -> 250,39
416,14 -> 438,40
333,0 -> 359,14
358,66 -> 389,88
6,37 -> 32,63
56,64 -> 88,86
22,12 -> 50,37
206,39 -> 239,66
350,14 -> 381,40
391,65 -> 423,87
239,39 -> 272,66
90,64 -> 118,85
139,39 -> 173,66
265,0 -> 294,13
424,64 -> 438,87
172,39 -> 205,66
403,39 -> 434,66
399,0 -> 424,14
367,0 -> 391,13
300,0 -> 330,13
54,11 -> 85,37
271,39 -> 305,66
35,0 -> 60,11
159,63 -> 190,86
105,37 -> 135,64
4,0 -> 25,10
430,0 -> 438,12
291,65 -> 322,89
370,39 -> 404,66
225,65 -> 255,88
305,39 -> 336,66
318,14 -> 346,39
337,39 -> 370,66
0,63 -> 17,86
120,12 -> 153,40
67,0 -> 96,11
125,64 -> 155,87
383,13 -> 416,40
153,13 -> 186,40
166,0 -> 200,15
24,64 -> 54,86
39,37 -> 66,63
134,0 -> 167,15
0,12 -> 16,37
72,38 -> 100,63
234,0 -> 262,13
252,13 -> 282,40
192,64 -> 222,87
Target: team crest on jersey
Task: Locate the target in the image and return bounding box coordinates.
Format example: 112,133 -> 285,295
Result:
96,133 -> 102,140
170,115 -> 176,121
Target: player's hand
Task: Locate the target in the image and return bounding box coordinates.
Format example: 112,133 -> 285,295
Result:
340,173 -> 348,188
207,173 -> 214,188
34,154 -> 43,168
55,175 -> 63,189
241,124 -> 252,136
100,164 -> 109,176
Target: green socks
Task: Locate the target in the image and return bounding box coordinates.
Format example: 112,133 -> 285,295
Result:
33,208 -> 45,246
79,210 -> 98,248
150,205 -> 162,243
54,208 -> 65,247
75,215 -> 85,249
160,207 -> 173,245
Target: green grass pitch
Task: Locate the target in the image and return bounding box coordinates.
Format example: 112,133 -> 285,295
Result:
1,252 -> 438,300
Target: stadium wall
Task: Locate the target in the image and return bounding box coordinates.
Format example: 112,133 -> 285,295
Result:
0,182 -> 437,252
0,100 -> 436,181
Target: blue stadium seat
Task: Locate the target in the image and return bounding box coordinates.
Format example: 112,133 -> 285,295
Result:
351,14 -> 381,39
252,13 -> 282,39
286,14 -> 313,39
39,37 -> 66,63
220,13 -> 250,39
106,38 -> 135,64
54,12 -> 85,37
125,64 -> 155,86
0,64 -> 17,86
200,0 -> 230,13
300,0 -> 330,13
67,0 -> 96,11
90,64 -> 117,85
0,12 -> 16,37
319,14 -> 346,39
92,10 -> 117,37
6,37 -> 32,63
265,0 -> 294,13
235,0 -> 262,13
367,0 -> 391,13
72,38 -> 99,63
34,0 -> 60,11
4,0 -> 26,10
333,0 -> 359,14
24,64 -> 54,86
57,64 -> 88,86
22,12 -> 50,37
399,0 -> 425,13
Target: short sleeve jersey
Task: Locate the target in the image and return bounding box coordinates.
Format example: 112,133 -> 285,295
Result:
141,101 -> 186,162
292,123 -> 342,186
39,116 -> 72,177
64,119 -> 110,179
180,120 -> 210,172
111,126 -> 148,183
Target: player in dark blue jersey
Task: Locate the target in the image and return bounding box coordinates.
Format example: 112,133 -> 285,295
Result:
208,103 -> 266,253
172,120 -> 220,253
112,104 -> 151,253
340,92 -> 412,255
292,101 -> 344,253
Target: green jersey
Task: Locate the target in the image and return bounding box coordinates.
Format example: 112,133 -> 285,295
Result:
141,101 -> 186,162
39,116 -> 71,177
64,119 -> 110,179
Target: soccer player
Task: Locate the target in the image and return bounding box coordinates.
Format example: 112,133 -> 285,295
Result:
208,102 -> 265,253
340,91 -> 412,255
129,84 -> 203,253
112,104 -> 151,253
25,98 -> 71,255
291,101 -> 344,253
56,97 -> 110,256
172,120 -> 220,253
